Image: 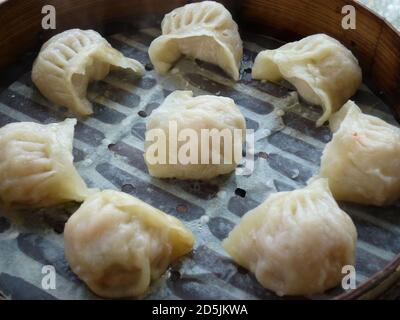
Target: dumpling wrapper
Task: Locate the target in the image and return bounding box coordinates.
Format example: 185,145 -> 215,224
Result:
316,100 -> 400,206
0,119 -> 95,206
64,190 -> 195,298
252,34 -> 362,126
32,29 -> 145,116
223,178 -> 357,296
144,90 -> 246,180
148,1 -> 243,80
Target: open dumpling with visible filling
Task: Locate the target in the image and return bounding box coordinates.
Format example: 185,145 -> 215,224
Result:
148,1 -> 243,80
64,190 -> 195,298
252,34 -> 362,126
32,29 -> 145,116
0,119 -> 95,206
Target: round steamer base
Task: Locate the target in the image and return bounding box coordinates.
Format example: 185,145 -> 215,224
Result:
0,0 -> 399,300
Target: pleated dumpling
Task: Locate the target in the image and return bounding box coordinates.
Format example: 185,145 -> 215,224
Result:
144,90 -> 246,180
223,179 -> 357,296
148,1 -> 243,80
32,29 -> 145,116
0,119 -> 94,206
252,34 -> 362,126
64,190 -> 195,298
316,101 -> 400,206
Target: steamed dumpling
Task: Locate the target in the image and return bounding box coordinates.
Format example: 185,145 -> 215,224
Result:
0,119 -> 94,206
144,90 -> 246,180
252,34 -> 362,126
223,179 -> 357,296
32,29 -> 145,116
148,1 -> 243,80
64,190 -> 194,298
316,101 -> 400,206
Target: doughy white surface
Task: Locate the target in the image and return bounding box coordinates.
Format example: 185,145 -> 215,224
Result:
223,178 -> 357,296
252,34 -> 362,126
32,29 -> 145,116
316,101 -> 400,206
144,90 -> 246,180
148,1 -> 243,80
0,119 -> 94,206
64,190 -> 194,298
